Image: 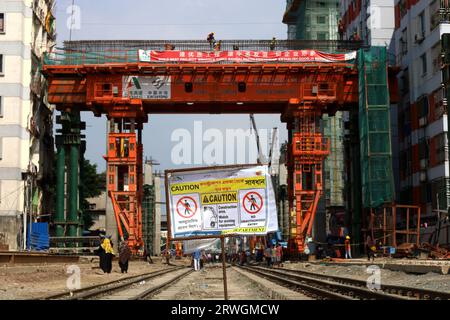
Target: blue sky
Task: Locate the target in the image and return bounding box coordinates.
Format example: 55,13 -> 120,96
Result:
54,0 -> 288,172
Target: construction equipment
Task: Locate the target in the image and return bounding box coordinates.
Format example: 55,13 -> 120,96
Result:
249,114 -> 267,165
43,40 -> 393,255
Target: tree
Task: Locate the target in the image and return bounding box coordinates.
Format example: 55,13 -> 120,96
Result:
80,159 -> 106,230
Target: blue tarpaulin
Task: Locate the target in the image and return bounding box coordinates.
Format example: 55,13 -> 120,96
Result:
27,223 -> 49,251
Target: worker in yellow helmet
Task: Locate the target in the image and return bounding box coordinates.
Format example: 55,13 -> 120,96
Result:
344,235 -> 352,259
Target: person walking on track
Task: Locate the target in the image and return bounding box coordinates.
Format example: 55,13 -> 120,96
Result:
119,240 -> 131,273
96,235 -> 115,274
193,248 -> 201,271
366,235 -> 376,262
264,245 -> 272,267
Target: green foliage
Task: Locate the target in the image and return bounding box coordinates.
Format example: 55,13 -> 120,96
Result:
80,159 -> 106,230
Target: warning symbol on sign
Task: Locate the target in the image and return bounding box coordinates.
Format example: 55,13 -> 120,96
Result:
242,191 -> 263,214
176,196 -> 198,218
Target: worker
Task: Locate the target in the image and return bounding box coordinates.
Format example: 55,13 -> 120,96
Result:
214,40 -> 222,51
276,243 -> 283,267
271,245 -> 277,267
264,245 -> 272,267
338,19 -> 344,40
193,248 -> 201,271
96,235 -> 115,274
118,240 -> 131,273
350,31 -> 361,41
269,37 -> 276,51
143,246 -> 153,264
344,235 -> 352,259
239,250 -> 246,266
366,235 -> 376,262
207,32 -> 216,50
164,43 -> 175,50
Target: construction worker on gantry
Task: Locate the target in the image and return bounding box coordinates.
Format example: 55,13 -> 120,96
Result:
207,32 -> 216,50
269,37 -> 276,50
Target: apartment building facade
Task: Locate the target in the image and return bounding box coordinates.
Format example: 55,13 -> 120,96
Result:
0,0 -> 55,250
394,0 -> 450,219
340,0 -> 396,51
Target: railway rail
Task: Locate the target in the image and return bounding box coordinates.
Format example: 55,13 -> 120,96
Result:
43,266 -> 192,300
240,265 -> 449,300
271,265 -> 450,300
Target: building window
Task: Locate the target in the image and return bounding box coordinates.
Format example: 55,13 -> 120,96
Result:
400,28 -> 408,56
316,16 -> 326,24
421,53 -> 427,75
418,11 -> 426,38
436,133 -> 448,164
0,54 -> 3,75
317,32 -> 328,40
0,13 -> 4,33
0,138 -> 2,160
0,96 -> 3,117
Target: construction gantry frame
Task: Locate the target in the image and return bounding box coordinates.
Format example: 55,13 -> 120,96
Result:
43,48 -> 387,254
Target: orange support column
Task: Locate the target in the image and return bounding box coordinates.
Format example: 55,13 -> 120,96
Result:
104,118 -> 144,254
287,104 -> 330,254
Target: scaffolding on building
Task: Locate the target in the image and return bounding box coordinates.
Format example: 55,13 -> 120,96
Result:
358,47 -> 395,209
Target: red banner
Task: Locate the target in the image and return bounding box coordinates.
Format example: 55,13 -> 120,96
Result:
138,50 -> 357,63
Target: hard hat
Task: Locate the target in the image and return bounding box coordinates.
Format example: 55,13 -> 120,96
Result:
346,235 -> 350,239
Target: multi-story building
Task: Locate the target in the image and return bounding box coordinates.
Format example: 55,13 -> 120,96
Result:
340,0 -> 396,52
395,0 -> 450,221
0,0 -> 56,251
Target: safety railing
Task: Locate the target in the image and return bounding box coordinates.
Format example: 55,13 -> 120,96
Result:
44,39 -> 365,66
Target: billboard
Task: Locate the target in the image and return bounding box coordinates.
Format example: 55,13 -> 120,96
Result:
139,49 -> 357,64
166,165 -> 278,240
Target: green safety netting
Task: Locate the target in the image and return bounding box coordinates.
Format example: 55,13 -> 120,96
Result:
358,47 -> 394,208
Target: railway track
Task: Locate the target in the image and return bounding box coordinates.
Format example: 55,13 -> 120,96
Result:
271,265 -> 450,300
43,266 -> 193,300
239,265 -> 447,300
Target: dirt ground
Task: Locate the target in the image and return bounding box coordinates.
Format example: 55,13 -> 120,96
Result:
0,258 -> 172,300
282,261 -> 450,293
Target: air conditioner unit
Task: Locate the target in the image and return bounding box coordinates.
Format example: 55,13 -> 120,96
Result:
420,170 -> 427,182
419,116 -> 428,127
420,159 -> 428,170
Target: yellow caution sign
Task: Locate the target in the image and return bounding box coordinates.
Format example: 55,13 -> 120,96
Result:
201,192 -> 238,205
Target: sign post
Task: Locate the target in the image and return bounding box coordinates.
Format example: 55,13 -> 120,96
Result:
220,235 -> 228,300
165,164 -> 278,300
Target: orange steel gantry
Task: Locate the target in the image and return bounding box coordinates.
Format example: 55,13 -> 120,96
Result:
43,58 -> 360,254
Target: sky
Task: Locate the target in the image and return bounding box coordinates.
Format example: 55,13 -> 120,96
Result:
54,0 -> 288,172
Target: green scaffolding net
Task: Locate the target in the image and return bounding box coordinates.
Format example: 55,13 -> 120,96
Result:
358,47 -> 394,208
